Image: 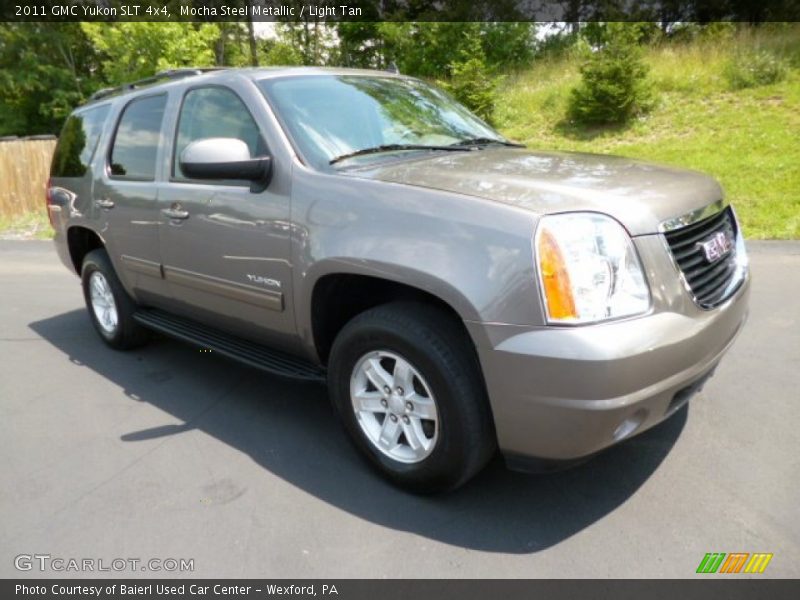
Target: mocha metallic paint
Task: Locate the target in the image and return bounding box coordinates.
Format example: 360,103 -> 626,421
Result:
50,67 -> 750,466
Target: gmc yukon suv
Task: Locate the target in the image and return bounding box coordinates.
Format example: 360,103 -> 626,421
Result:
48,67 -> 750,492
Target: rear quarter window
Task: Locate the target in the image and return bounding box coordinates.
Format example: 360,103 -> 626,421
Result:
50,104 -> 110,178
109,94 -> 167,180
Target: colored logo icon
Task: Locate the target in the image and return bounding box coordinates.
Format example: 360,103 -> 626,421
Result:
696,553 -> 773,574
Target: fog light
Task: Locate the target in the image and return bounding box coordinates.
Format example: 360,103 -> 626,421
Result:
613,409 -> 648,441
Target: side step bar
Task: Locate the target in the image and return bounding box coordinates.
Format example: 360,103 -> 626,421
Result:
133,309 -> 326,383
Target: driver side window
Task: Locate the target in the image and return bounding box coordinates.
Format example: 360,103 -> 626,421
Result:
173,86 -> 267,180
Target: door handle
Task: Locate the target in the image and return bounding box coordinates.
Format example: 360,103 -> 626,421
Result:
95,198 -> 115,209
162,206 -> 189,220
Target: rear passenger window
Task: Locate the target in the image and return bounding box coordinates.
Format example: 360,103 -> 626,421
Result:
51,105 -> 110,177
174,86 -> 266,180
109,95 -> 167,180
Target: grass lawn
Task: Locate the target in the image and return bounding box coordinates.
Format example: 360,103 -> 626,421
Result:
495,27 -> 800,239
0,210 -> 53,240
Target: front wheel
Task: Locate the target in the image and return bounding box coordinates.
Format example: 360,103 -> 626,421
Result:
328,302 -> 496,493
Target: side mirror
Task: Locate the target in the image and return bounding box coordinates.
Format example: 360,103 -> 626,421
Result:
179,138 -> 272,191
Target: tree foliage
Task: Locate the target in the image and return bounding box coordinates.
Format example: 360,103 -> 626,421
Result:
0,23 -> 97,136
262,40 -> 304,67
568,24 -> 654,125
370,23 -> 534,77
80,23 -> 219,85
440,37 -> 499,124
3,18 -> 788,137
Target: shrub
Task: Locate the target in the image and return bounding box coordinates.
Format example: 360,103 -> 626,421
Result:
725,51 -> 788,89
567,24 -> 654,125
443,40 -> 500,125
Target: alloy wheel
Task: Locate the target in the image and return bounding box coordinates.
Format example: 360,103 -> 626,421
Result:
349,350 -> 439,463
89,271 -> 118,335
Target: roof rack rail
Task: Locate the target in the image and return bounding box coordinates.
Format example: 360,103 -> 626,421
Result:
88,67 -> 227,103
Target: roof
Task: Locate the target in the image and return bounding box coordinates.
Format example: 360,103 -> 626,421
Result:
83,66 -> 404,107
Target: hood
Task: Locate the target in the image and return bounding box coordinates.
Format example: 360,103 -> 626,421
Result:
347,148 -> 723,236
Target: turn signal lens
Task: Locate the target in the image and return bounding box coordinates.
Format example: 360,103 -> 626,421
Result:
537,228 -> 578,320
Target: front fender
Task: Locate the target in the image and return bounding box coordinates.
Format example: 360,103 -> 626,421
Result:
290,165 -> 544,357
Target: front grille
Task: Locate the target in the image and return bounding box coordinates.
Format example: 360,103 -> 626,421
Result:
663,206 -> 741,308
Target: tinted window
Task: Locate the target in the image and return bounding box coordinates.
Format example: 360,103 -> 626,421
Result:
51,105 -> 110,178
174,87 -> 266,179
109,95 -> 167,180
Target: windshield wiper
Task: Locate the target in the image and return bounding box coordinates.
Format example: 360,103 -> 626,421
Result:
329,144 -> 470,165
449,137 -> 525,148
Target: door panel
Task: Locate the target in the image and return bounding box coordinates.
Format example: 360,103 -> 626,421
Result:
157,85 -> 296,352
93,93 -> 169,304
93,180 -> 164,301
158,184 -> 295,350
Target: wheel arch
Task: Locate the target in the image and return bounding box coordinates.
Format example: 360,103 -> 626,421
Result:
305,263 -> 481,366
66,225 -> 106,275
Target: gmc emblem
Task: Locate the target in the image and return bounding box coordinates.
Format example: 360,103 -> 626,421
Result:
698,230 -> 734,263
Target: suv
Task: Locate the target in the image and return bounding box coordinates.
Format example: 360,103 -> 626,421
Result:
48,67 -> 750,492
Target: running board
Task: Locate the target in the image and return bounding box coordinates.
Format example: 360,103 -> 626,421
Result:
133,309 -> 326,383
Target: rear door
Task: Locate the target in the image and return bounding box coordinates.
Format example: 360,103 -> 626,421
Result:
157,83 -> 296,352
93,93 -> 170,304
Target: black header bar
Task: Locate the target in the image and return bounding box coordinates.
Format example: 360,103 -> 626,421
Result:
3,0 -> 800,22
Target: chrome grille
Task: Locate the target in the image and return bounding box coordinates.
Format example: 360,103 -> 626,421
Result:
663,206 -> 742,308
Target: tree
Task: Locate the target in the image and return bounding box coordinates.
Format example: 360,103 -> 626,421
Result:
441,36 -> 499,124
378,23 -> 483,77
567,23 -> 654,125
480,23 -> 535,70
276,20 -> 335,66
246,18 -> 259,67
80,22 -> 219,85
262,40 -> 304,66
213,23 -> 252,67
336,22 -> 385,68
0,23 -> 98,135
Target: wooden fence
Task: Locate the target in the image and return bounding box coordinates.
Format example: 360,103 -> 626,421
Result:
0,138 -> 57,218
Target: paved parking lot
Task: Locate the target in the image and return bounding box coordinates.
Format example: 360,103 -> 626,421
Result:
1,240 -> 798,578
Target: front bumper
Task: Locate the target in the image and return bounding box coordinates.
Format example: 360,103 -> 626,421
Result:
467,270 -> 750,469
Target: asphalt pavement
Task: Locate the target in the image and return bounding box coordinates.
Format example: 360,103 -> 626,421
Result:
0,240 -> 798,578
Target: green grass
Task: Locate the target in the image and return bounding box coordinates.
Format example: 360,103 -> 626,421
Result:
0,210 -> 53,240
495,26 -> 800,239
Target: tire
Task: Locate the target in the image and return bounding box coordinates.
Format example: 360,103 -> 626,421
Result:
81,248 -> 149,350
328,302 -> 496,493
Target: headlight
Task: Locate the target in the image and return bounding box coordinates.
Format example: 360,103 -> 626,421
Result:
536,212 -> 650,324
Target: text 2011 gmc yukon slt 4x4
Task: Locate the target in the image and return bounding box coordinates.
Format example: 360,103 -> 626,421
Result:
48,67 -> 750,492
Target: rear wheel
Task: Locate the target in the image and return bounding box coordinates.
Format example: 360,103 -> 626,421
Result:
81,248 -> 149,350
328,302 -> 496,493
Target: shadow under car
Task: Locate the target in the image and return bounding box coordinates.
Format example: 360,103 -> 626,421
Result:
29,309 -> 688,554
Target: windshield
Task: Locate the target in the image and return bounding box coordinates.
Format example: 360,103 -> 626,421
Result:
258,75 -> 507,169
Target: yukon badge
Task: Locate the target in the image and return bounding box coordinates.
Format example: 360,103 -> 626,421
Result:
698,230 -> 734,263
246,274 -> 282,288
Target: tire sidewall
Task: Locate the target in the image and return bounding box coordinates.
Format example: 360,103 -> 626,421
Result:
330,320 -> 476,490
81,250 -> 131,347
